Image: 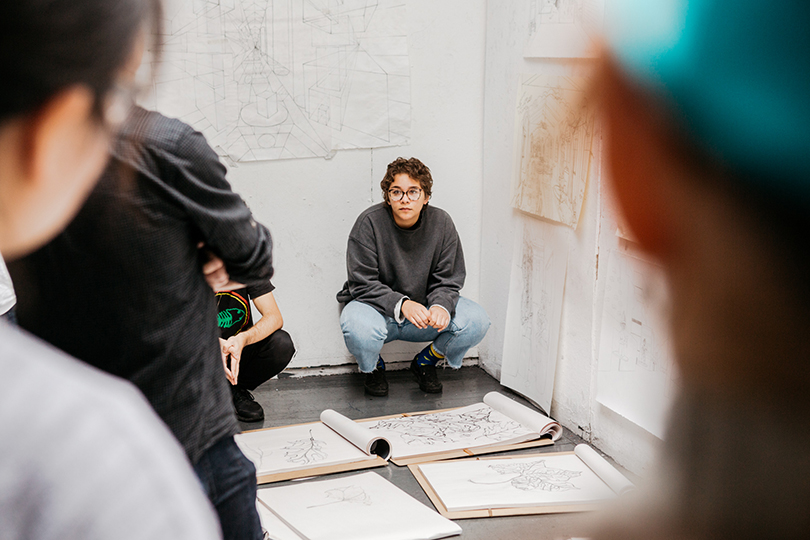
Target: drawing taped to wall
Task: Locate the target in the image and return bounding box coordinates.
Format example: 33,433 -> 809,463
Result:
257,471 -> 462,540
142,0 -> 410,162
524,0 -> 605,58
511,74 -> 596,229
500,219 -> 569,414
596,249 -> 677,438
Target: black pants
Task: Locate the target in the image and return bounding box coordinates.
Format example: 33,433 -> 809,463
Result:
234,329 -> 295,391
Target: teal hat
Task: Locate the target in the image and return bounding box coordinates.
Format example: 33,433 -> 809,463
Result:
605,0 -> 810,198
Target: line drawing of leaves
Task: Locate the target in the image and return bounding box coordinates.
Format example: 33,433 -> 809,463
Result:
470,460 -> 582,492
283,429 -> 328,465
307,485 -> 373,508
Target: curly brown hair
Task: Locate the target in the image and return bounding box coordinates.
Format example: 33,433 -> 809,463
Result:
380,157 -> 433,203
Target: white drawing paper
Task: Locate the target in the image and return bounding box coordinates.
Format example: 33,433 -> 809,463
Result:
141,0 -> 410,162
257,472 -> 461,540
417,445 -> 629,513
358,392 -> 560,460
500,219 -> 569,413
524,0 -> 605,58
235,409 -> 390,478
511,74 -> 596,229
256,499 -> 302,540
596,249 -> 677,439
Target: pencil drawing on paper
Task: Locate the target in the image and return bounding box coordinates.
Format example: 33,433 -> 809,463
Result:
367,405 -> 526,446
145,0 -> 411,162
471,460 -> 582,492
283,429 -> 329,465
525,0 -> 604,58
307,485 -> 372,508
511,74 -> 595,228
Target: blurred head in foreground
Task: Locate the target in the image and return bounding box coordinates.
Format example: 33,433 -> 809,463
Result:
595,1 -> 810,538
0,0 -> 159,259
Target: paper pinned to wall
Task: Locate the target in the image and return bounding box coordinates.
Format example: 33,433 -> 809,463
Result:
596,249 -> 678,439
524,0 -> 605,58
511,74 -> 596,229
500,219 -> 569,414
141,0 -> 411,162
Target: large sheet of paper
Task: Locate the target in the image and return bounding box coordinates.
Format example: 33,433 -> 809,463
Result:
500,219 -> 569,413
417,452 -> 616,512
236,421 -> 376,477
142,0 -> 410,162
524,0 -> 604,58
358,392 -> 560,460
257,472 -> 461,540
511,74 -> 596,228
596,249 -> 677,438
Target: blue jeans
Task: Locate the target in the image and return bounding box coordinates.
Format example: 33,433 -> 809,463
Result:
193,436 -> 262,540
340,297 -> 490,372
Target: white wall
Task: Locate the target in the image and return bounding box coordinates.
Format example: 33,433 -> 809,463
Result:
478,0 -> 661,475
225,0 -> 488,369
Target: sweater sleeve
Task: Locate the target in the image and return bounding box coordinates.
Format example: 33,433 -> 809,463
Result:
163,126 -> 274,288
344,217 -> 404,318
425,215 -> 466,317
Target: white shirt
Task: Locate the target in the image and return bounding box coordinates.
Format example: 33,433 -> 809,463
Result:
0,323 -> 222,540
0,257 -> 15,315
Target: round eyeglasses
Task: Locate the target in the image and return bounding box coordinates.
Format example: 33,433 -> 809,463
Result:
388,188 -> 422,202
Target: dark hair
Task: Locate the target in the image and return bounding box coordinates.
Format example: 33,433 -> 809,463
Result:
381,157 -> 434,203
0,0 -> 161,122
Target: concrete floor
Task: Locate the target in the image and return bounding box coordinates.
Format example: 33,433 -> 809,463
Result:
243,366 -> 626,540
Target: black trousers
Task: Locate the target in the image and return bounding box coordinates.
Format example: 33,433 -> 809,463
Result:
234,329 -> 295,391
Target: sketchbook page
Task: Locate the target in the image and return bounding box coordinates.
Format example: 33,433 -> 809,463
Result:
257,472 -> 461,540
573,445 -> 634,495
484,392 -> 562,441
357,403 -> 540,460
256,500 -> 303,540
235,422 -> 375,477
417,454 -> 617,512
320,409 -> 391,460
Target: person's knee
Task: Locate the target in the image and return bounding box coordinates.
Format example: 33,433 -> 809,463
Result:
269,329 -> 295,368
453,298 -> 490,338
340,301 -> 387,343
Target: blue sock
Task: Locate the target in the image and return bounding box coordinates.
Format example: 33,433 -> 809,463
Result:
415,344 -> 444,366
375,355 -> 385,371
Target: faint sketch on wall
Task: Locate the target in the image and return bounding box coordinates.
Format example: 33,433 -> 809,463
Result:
141,0 -> 410,162
524,0 -> 605,58
596,249 -> 677,439
500,218 -> 569,414
511,74 -> 596,229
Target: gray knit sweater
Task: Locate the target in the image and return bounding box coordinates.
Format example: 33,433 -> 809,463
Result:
337,203 -> 465,318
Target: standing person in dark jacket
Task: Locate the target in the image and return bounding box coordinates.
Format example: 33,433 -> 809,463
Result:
9,106 -> 272,540
337,157 -> 490,396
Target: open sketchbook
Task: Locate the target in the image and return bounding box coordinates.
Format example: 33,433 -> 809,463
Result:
410,444 -> 634,519
358,391 -> 562,465
257,472 -> 461,540
236,409 -> 392,484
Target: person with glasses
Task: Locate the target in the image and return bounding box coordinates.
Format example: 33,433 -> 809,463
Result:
9,104 -> 274,540
0,0 -> 222,539
337,157 -> 490,396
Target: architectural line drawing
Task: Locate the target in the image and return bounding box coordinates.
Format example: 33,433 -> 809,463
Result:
596,249 -> 677,439
500,220 -> 569,414
143,0 -> 411,162
282,429 -> 328,465
511,74 -> 595,229
367,404 -> 527,446
524,0 -> 605,58
471,461 -> 582,492
307,485 -> 372,508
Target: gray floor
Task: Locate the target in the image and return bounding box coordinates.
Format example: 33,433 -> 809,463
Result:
243,366 -> 624,539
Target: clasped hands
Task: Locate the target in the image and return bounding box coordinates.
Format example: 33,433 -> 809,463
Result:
401,299 -> 449,331
220,334 -> 246,385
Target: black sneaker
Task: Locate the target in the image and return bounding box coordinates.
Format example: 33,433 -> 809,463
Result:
231,386 -> 264,422
364,369 -> 389,396
410,359 -> 443,393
